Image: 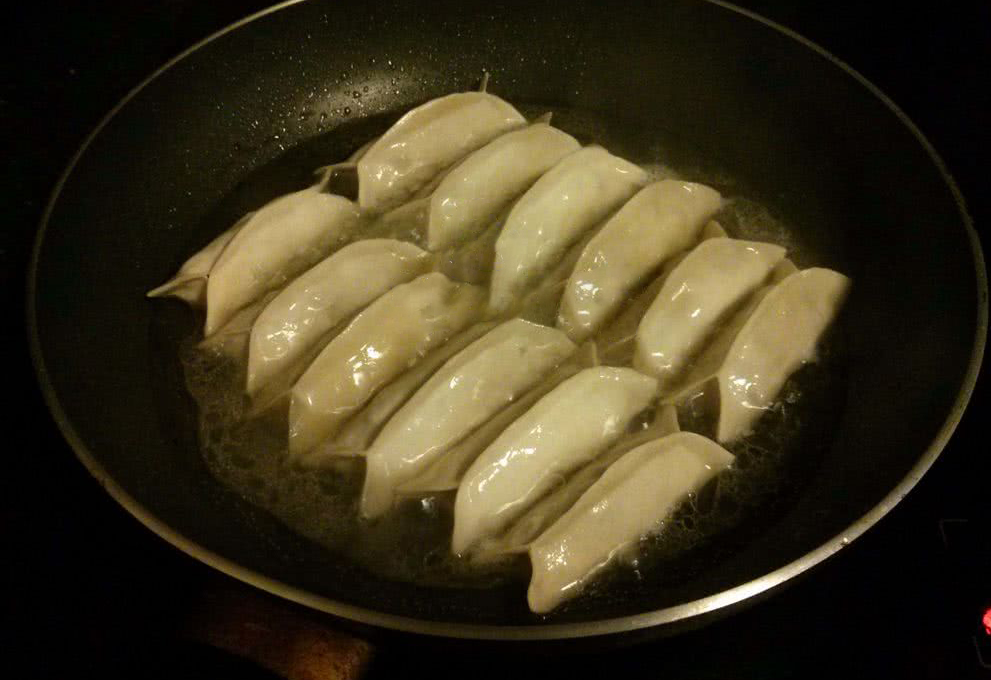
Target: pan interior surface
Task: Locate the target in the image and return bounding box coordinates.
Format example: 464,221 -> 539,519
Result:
29,0 -> 984,637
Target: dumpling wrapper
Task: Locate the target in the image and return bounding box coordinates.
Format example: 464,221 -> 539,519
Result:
288,273 -> 485,463
670,267 -> 850,443
204,189 -> 361,335
434,217 -> 504,285
197,291 -> 274,359
361,319 -> 577,518
489,146 -> 648,312
331,323 -> 497,455
475,404 -> 680,560
359,147 -> 492,247
515,229 -> 598,326
427,124 -> 581,251
527,431 -> 734,613
395,363 -> 582,495
634,238 -> 787,391
146,212 -> 253,306
452,367 -> 658,555
310,136 -> 379,199
247,239 -> 432,396
558,180 -> 723,342
357,92 -> 525,213
595,220 -> 728,366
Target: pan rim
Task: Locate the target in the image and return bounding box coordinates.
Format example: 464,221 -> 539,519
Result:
26,0 -> 987,640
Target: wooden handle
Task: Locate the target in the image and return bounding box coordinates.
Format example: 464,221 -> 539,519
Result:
184,585 -> 374,680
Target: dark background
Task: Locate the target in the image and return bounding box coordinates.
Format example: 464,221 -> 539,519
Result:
2,1 -> 988,678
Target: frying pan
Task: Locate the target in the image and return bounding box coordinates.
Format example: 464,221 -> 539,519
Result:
28,0 -> 986,640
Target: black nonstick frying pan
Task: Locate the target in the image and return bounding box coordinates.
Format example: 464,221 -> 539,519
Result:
28,0 -> 986,639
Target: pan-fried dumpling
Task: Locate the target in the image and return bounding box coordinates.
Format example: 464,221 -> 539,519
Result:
515,229 -> 598,325
434,218 -> 504,285
357,92 -> 526,213
475,404 -> 680,559
146,212 -> 253,306
310,136 -> 378,199
596,221 -> 728,366
288,273 -> 485,463
197,291 -> 274,360
427,124 -> 581,251
331,323 -> 497,454
395,363 -> 582,495
489,146 -> 648,313
204,189 -> 361,335
313,133 -> 378,180
361,319 -> 577,518
670,267 -> 850,443
558,180 -> 723,342
452,367 -> 657,554
527,432 -> 734,613
247,239 -> 431,397
634,238 -> 786,391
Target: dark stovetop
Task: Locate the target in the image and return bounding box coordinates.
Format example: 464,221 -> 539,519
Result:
2,1 -> 988,678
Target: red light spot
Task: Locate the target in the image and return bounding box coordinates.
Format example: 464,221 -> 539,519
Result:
983,607 -> 991,636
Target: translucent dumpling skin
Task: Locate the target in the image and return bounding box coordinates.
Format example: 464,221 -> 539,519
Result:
146,220 -> 244,307
332,322 -> 497,454
476,404 -> 680,559
360,319 -> 577,518
595,220 -> 728,366
204,189 -> 361,336
357,92 -> 526,213
489,146 -> 648,312
712,267 -> 850,442
634,237 -> 786,391
395,363 -> 581,496
452,367 -> 658,554
247,239 -> 431,396
558,180 -> 723,342
668,266 -> 849,442
288,273 -> 485,463
527,432 -> 734,613
427,124 -> 581,251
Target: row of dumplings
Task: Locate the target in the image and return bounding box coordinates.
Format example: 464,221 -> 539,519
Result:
149,88 -> 850,612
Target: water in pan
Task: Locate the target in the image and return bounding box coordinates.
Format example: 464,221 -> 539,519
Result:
171,105 -> 848,609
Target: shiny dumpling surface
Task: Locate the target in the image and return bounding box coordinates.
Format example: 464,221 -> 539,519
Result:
527,431 -> 734,613
247,239 -> 431,397
710,267 -> 850,442
361,319 -> 576,518
357,92 -> 526,213
332,322 -> 497,455
476,404 -> 680,560
557,180 -> 723,342
288,273 -> 485,463
204,189 -> 360,336
426,123 -> 581,251
669,267 -> 850,443
452,366 -> 657,554
489,145 -> 648,313
394,363 -> 581,496
594,220 -> 728,366
634,237 -> 786,391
